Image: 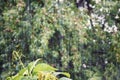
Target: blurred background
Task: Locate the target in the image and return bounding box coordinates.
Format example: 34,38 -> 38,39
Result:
0,0 -> 120,80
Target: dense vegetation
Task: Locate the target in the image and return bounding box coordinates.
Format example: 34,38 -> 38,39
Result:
0,0 -> 120,80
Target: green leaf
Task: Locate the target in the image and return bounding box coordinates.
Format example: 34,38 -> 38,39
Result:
19,68 -> 28,76
9,68 -> 28,80
89,77 -> 102,80
10,75 -> 23,80
27,59 -> 41,74
84,70 -> 94,78
21,76 -> 38,80
33,63 -> 58,73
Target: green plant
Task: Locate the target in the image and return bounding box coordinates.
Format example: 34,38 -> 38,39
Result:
7,59 -> 71,80
1,0 -> 120,80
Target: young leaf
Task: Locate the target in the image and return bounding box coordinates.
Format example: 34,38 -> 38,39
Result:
33,63 -> 58,73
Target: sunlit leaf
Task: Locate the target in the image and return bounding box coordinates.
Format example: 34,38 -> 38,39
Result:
33,63 -> 58,73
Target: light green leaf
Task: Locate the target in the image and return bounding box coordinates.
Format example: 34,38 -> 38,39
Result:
9,68 -> 28,80
33,63 -> 58,73
27,59 -> 41,74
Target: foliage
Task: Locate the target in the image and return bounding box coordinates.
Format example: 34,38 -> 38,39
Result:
7,59 -> 71,80
0,0 -> 120,80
